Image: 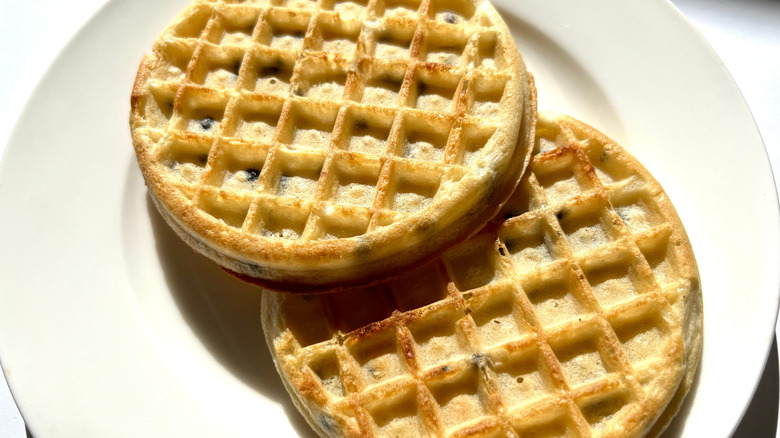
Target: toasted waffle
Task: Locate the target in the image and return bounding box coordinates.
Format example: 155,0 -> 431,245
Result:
261,113 -> 703,437
130,0 -> 535,291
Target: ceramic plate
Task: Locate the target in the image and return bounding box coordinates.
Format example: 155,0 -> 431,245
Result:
0,0 -> 778,436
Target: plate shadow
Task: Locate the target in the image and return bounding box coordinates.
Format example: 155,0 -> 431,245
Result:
732,337 -> 779,437
146,195 -> 317,438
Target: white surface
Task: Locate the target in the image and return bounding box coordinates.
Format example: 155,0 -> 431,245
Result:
0,2 -> 113,436
0,0 -> 778,437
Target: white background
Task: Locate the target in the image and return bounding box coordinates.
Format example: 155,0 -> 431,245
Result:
0,0 -> 778,436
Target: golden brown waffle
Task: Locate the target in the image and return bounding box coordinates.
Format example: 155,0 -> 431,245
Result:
262,113 -> 703,437
130,0 -> 535,291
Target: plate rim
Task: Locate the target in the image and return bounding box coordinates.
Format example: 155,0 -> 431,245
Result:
0,0 -> 778,436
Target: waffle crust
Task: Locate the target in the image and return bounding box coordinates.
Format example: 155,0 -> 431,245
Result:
262,113 -> 703,437
130,0 -> 535,291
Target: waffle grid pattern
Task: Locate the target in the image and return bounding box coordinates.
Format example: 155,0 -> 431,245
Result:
268,117 -> 697,437
133,0 -> 519,242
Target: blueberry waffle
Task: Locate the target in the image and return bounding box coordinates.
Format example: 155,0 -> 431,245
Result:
130,0 -> 535,291
261,113 -> 702,437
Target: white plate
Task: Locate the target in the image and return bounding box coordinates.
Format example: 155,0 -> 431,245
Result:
0,0 -> 777,436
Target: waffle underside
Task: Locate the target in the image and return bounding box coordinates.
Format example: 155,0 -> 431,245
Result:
261,113 -> 703,437
130,0 -> 532,289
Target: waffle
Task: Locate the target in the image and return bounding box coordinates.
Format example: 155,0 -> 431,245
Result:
261,113 -> 703,437
130,0 -> 535,292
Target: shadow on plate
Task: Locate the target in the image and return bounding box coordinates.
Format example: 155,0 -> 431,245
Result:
732,337 -> 779,437
663,337 -> 778,437
146,195 -> 317,438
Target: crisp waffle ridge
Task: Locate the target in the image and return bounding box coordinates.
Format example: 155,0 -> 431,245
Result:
262,113 -> 703,437
130,0 -> 534,291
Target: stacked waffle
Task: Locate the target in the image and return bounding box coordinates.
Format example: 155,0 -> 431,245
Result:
130,1 -> 702,437
130,0 -> 534,291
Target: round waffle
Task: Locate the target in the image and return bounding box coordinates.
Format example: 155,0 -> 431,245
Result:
130,0 -> 535,292
262,113 -> 703,437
